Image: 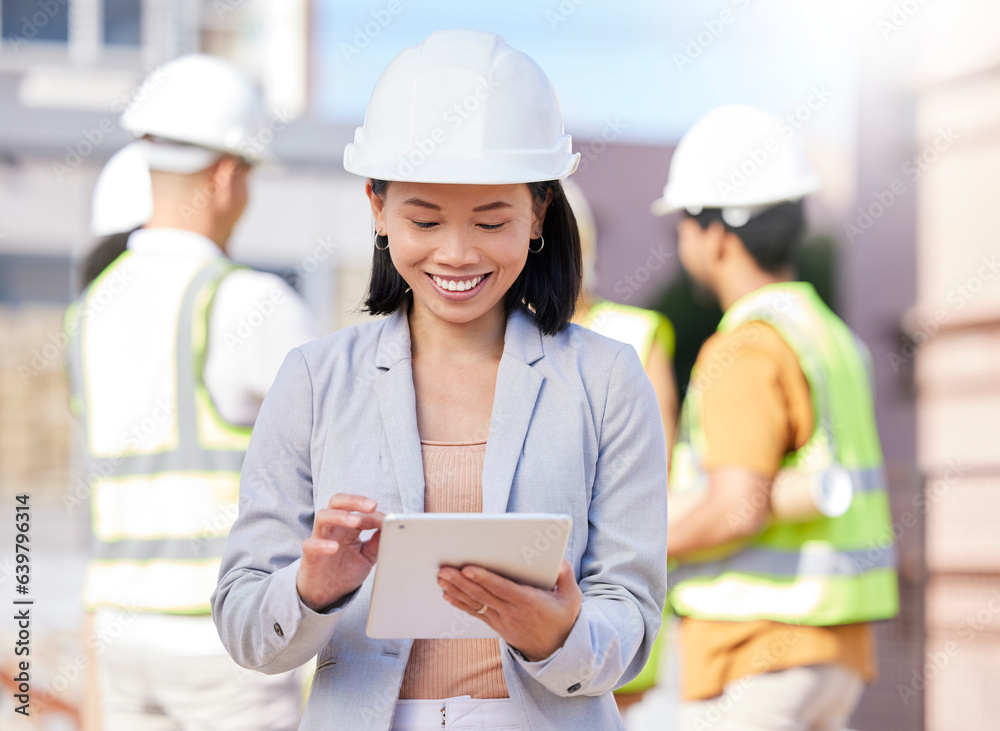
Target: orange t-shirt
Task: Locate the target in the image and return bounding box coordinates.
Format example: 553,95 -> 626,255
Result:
680,320 -> 876,701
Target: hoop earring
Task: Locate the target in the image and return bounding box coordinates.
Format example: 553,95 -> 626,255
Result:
374,234 -> 389,251
528,235 -> 545,254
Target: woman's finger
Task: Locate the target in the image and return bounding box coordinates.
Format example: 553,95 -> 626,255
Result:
326,493 -> 378,512
553,559 -> 580,598
312,508 -> 381,537
442,592 -> 495,624
438,577 -> 481,611
439,567 -> 506,610
301,536 -> 339,560
458,565 -> 527,604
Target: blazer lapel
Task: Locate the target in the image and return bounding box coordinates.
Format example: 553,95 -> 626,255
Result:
371,305 -> 546,516
482,308 -> 545,514
373,308 -> 425,514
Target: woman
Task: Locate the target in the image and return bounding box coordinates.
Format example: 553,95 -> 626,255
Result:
212,30 -> 667,731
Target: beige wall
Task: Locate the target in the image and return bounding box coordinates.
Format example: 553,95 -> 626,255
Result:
914,14 -> 1000,730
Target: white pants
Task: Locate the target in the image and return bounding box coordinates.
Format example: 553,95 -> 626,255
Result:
679,664 -> 864,731
98,646 -> 301,731
391,696 -> 523,730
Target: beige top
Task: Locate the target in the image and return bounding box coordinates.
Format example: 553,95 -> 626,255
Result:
397,439 -> 510,700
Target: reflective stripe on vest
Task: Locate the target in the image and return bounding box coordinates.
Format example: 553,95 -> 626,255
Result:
83,559 -> 225,615
668,282 -> 899,625
68,253 -> 251,613
580,299 -> 674,366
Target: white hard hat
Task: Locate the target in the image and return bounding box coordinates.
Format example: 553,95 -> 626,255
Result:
651,105 -> 820,226
90,142 -> 153,237
121,54 -> 266,173
344,29 -> 580,184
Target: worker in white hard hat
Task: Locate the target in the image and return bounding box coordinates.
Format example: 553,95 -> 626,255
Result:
642,105 -> 898,730
64,54 -> 317,730
73,142 -> 153,295
212,30 -> 667,731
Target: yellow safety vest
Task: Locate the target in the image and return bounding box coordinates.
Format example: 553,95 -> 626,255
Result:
579,299 -> 674,366
669,283 -> 899,625
65,250 -> 251,614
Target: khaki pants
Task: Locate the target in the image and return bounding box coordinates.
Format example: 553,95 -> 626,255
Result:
98,646 -> 301,731
680,664 -> 864,731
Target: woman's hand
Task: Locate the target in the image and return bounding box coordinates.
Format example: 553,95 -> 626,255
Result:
296,493 -> 384,612
438,559 -> 582,661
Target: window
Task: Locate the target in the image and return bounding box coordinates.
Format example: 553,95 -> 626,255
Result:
103,0 -> 140,46
1,0 -> 70,43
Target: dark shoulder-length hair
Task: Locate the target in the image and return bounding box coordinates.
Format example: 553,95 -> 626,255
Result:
361,178 -> 582,336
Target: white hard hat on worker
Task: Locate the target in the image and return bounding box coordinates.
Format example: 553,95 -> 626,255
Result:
651,104 -> 820,227
120,54 -> 267,174
90,142 -> 152,237
343,29 -> 580,184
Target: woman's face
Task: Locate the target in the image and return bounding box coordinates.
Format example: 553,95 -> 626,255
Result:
368,181 -> 548,328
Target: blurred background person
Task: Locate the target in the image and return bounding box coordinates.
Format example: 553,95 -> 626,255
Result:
73,142 -> 152,297
566,179 -> 677,448
563,179 -> 677,718
656,105 -> 899,730
64,54 -> 316,730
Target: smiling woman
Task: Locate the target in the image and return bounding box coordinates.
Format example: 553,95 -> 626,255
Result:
363,178 -> 581,336
212,29 -> 668,731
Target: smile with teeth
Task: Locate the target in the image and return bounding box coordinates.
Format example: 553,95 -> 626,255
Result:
430,273 -> 488,292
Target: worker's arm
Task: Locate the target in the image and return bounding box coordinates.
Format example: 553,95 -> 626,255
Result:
667,467 -> 772,557
668,322 -> 813,558
643,330 -> 678,453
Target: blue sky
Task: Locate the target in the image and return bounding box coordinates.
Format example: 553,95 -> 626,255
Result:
312,0 -> 858,146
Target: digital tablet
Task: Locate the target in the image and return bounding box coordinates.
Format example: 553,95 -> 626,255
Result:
366,513 -> 572,640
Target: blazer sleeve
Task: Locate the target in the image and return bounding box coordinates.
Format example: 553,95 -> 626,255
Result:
211,347 -> 359,674
507,345 -> 669,696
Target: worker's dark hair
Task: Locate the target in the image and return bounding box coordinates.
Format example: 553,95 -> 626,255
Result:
73,229 -> 136,296
686,199 -> 806,274
362,178 -> 582,336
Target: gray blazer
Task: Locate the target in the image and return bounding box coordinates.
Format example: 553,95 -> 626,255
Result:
212,304 -> 668,730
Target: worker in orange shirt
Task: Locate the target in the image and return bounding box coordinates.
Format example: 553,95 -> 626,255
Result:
652,105 -> 899,730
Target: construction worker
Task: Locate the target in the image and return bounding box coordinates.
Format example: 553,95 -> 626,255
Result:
64,54 -> 316,730
563,180 -> 677,713
652,105 -> 899,730
73,142 -> 152,295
